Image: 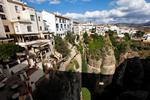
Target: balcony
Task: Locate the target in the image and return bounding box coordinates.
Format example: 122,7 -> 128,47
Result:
16,39 -> 52,47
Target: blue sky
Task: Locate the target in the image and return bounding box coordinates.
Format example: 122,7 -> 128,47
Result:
24,0 -> 113,13
24,0 -> 150,23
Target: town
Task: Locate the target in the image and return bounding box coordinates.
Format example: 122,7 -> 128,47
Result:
0,0 -> 150,100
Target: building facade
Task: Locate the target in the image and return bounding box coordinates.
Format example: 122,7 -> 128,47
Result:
3,0 -> 40,42
0,0 -> 15,43
42,10 -> 73,38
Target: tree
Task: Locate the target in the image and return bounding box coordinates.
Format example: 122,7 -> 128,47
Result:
54,36 -> 70,58
0,43 -> 25,61
108,31 -> 128,60
83,32 -> 89,44
124,33 -> 131,42
134,31 -> 145,38
65,32 -> 76,45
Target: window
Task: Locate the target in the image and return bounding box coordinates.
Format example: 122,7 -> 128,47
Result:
30,15 -> 35,21
38,16 -> 41,21
22,7 -> 25,10
56,24 -> 59,28
59,19 -> 61,23
0,5 -> 4,12
0,14 -> 6,20
64,24 -> 66,29
61,24 -> 63,28
4,25 -> 10,32
45,27 -> 48,31
16,26 -> 19,32
40,26 -> 42,30
15,6 -> 19,12
63,19 -> 65,23
27,26 -> 32,32
17,16 -> 20,20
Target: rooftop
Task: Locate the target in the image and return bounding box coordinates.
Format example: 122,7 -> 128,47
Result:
0,74 -> 27,100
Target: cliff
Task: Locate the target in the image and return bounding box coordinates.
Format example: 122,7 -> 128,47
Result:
86,35 -> 116,75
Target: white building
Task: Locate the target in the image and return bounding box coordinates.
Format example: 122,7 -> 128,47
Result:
73,21 -> 80,35
42,10 -> 73,38
77,22 -> 96,36
42,10 -> 56,34
1,0 -> 48,43
0,0 -> 15,43
0,18 -> 6,38
96,25 -> 109,36
143,34 -> 150,41
55,14 -> 72,38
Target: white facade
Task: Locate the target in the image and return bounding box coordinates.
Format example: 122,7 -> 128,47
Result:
42,10 -> 56,34
0,0 -> 15,38
0,18 -> 6,38
73,21 -> 80,35
3,0 -> 41,36
55,15 -> 72,38
77,22 -> 96,36
143,34 -> 150,40
36,12 -> 45,33
42,10 -> 73,38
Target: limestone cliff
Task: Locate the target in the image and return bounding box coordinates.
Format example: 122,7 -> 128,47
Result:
86,35 -> 116,75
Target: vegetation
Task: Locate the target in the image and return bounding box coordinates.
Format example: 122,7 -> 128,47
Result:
108,31 -> 128,60
0,43 -> 25,60
82,54 -> 88,73
88,33 -> 104,60
81,33 -> 106,72
54,36 -> 70,58
83,32 -> 90,44
81,87 -> 91,100
65,32 -> 76,45
76,34 -> 80,41
77,42 -> 88,73
66,59 -> 79,72
133,31 -> 145,38
90,28 -> 96,33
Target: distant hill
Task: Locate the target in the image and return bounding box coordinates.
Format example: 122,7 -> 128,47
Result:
141,21 -> 150,26
115,21 -> 150,27
115,22 -> 150,32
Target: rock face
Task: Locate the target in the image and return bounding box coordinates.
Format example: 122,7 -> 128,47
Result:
99,57 -> 150,100
88,58 -> 102,74
87,36 -> 116,75
101,47 -> 116,75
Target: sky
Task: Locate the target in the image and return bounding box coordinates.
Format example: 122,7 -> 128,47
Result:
23,0 -> 150,23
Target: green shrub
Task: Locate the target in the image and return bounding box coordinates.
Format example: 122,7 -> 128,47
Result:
0,43 -> 25,60
54,36 -> 70,58
81,87 -> 91,100
65,32 -> 76,45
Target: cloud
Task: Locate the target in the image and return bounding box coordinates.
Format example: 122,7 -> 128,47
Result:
49,0 -> 61,4
27,0 -> 46,4
27,0 -> 61,4
27,0 -> 91,4
64,0 -> 150,23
